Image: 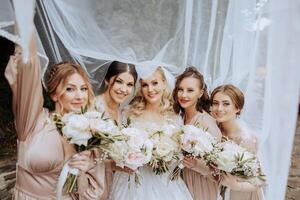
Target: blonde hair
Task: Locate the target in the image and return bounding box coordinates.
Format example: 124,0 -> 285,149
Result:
129,67 -> 173,117
211,84 -> 244,115
46,62 -> 94,112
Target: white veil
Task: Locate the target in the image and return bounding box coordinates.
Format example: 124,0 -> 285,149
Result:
1,0 -> 300,199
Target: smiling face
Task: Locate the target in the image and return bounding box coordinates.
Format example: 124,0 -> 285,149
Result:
107,72 -> 135,104
211,92 -> 240,123
177,77 -> 203,111
52,73 -> 89,113
140,70 -> 166,105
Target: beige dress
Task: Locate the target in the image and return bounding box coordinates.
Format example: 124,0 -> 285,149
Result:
182,111 -> 222,200
5,37 -> 105,200
227,131 -> 265,200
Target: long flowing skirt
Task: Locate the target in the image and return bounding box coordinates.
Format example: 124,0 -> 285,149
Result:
109,166 -> 193,200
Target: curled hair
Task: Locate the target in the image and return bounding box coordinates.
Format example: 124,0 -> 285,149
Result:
211,84 -> 244,115
46,61 -> 94,111
129,67 -> 173,117
173,66 -> 210,114
100,61 -> 137,93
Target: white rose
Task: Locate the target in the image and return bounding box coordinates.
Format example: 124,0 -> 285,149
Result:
109,141 -> 128,167
194,135 -> 214,156
215,141 -> 245,172
90,118 -> 118,134
149,132 -> 161,144
61,114 -> 91,146
162,135 -> 179,149
125,151 -> 149,170
62,114 -> 90,131
143,140 -> 154,162
121,128 -> 148,151
194,143 -> 212,157
155,141 -> 174,161
182,128 -> 199,152
62,126 -> 92,146
215,150 -> 237,172
182,142 -> 193,153
182,125 -> 216,156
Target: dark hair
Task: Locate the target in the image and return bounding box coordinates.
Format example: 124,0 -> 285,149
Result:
100,61 -> 137,93
211,84 -> 244,115
173,66 -> 210,114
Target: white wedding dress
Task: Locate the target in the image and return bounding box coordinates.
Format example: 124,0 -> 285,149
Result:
109,111 -> 193,200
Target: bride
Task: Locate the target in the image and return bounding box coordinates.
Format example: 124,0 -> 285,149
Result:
109,67 -> 193,200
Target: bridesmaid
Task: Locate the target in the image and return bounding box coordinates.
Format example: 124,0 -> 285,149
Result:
94,61 -> 137,125
211,84 -> 265,200
173,66 -> 222,200
4,34 -> 105,199
94,61 -> 138,200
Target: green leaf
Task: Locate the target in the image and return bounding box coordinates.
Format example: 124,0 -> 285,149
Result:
81,105 -> 88,114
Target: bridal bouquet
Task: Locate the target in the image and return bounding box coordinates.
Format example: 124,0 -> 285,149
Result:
213,140 -> 266,199
148,123 -> 182,175
107,127 -> 153,185
180,125 -> 218,156
170,124 -> 219,180
214,140 -> 266,180
53,108 -> 124,199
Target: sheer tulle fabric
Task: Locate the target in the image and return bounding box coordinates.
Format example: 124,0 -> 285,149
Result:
110,167 -> 193,200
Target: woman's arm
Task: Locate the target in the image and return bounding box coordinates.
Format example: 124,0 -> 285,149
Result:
4,35 -> 44,141
221,174 -> 259,192
69,150 -> 105,200
183,156 -> 210,176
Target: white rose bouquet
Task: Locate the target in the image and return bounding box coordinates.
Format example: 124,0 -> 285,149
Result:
181,125 -> 217,156
53,108 -> 124,198
107,127 -> 153,185
170,124 -> 219,180
213,140 -> 266,199
148,123 -> 182,175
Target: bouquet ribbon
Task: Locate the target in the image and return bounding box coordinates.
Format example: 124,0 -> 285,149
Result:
56,161 -> 79,200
